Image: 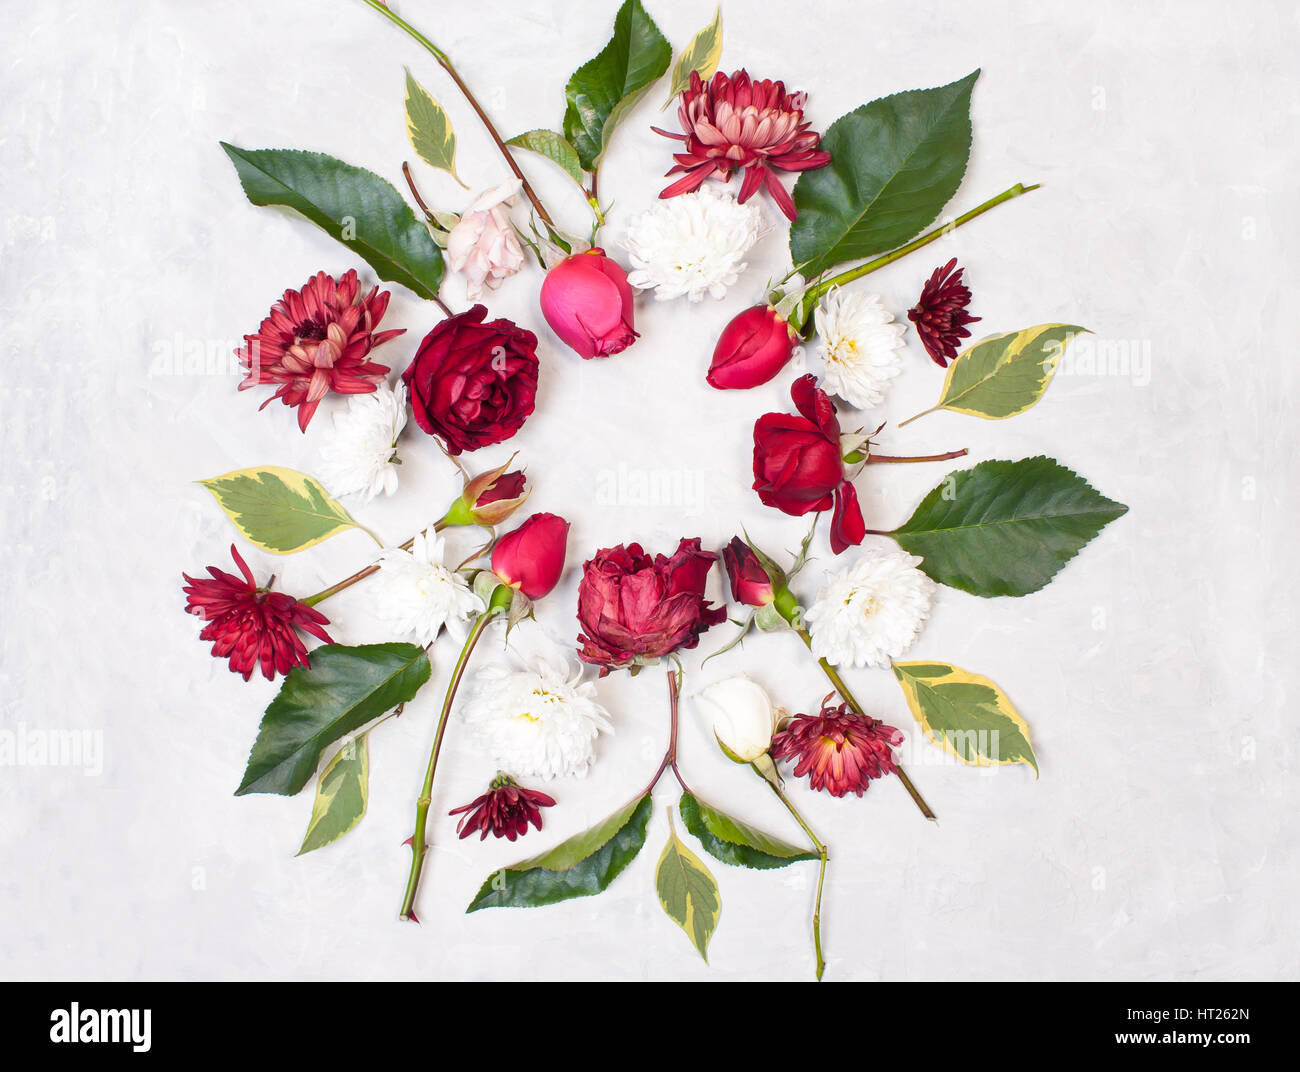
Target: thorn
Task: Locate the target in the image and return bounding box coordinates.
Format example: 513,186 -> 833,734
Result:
401,836 -> 414,848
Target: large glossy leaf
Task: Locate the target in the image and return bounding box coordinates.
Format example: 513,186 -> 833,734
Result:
466,794 -> 653,911
198,466 -> 362,555
236,644 -> 430,796
789,71 -> 978,276
562,0 -> 671,170
404,69 -> 465,187
932,325 -> 1089,420
507,129 -> 585,187
679,792 -> 816,870
656,811 -> 720,962
297,733 -> 370,855
220,143 -> 444,299
891,456 -> 1128,597
893,662 -> 1038,774
662,7 -> 722,106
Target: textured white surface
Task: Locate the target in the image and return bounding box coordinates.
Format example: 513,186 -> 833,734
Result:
1,0 -> 1296,981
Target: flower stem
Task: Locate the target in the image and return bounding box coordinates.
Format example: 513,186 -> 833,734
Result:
300,521 -> 449,608
640,670 -> 690,797
758,772 -> 829,981
867,448 -> 968,464
399,585 -> 513,922
361,0 -> 557,229
794,628 -> 936,822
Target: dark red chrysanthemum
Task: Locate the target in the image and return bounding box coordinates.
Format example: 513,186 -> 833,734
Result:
907,258 -> 980,367
183,544 -> 333,681
236,269 -> 404,431
653,70 -> 831,221
449,773 -> 556,841
770,700 -> 903,798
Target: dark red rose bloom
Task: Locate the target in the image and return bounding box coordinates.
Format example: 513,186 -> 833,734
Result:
654,70 -> 832,221
752,374 -> 865,554
907,257 -> 980,367
577,538 -> 727,675
449,773 -> 555,841
491,512 -> 570,599
707,305 -> 798,390
402,304 -> 539,454
722,536 -> 774,607
182,544 -> 332,681
771,701 -> 904,798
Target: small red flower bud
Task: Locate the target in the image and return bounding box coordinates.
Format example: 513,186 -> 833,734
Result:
707,305 -> 798,390
539,249 -> 638,359
722,537 -> 775,607
491,512 -> 569,599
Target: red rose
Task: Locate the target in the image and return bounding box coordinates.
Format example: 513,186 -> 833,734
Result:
721,536 -> 775,607
753,374 -> 865,555
491,512 -> 570,600
577,538 -> 726,675
401,304 -> 539,455
707,305 -> 797,390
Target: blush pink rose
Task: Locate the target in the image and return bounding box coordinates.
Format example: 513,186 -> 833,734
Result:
446,179 -> 526,299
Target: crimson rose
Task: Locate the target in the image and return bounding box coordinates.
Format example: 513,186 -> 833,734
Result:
402,304 -> 538,454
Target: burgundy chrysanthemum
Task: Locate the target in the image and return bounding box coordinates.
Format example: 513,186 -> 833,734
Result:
449,774 -> 556,841
183,544 -> 333,681
653,70 -> 832,221
907,258 -> 980,367
236,269 -> 404,431
770,700 -> 904,798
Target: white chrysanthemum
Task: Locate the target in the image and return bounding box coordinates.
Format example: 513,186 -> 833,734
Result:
371,530 -> 481,646
318,379 -> 408,500
624,185 -> 764,301
462,656 -> 613,780
805,548 -> 935,668
815,289 -> 906,409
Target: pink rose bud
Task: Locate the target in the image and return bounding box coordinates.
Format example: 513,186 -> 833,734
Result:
446,179 -> 526,300
539,249 -> 638,359
706,305 -> 798,390
491,512 -> 570,599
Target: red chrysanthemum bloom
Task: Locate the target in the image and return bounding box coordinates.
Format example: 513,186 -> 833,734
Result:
770,701 -> 904,798
907,258 -> 980,367
654,70 -> 831,221
182,544 -> 333,682
236,269 -> 404,431
449,773 -> 556,841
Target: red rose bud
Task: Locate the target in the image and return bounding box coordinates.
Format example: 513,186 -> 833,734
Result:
443,458 -> 530,528
576,538 -> 727,675
722,536 -> 775,607
491,512 -> 569,599
706,305 -> 797,389
539,249 -> 638,359
402,305 -> 539,455
753,375 -> 865,555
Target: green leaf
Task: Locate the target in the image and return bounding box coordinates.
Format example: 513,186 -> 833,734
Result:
934,325 -> 1090,420
789,70 -> 978,276
466,794 -> 653,911
236,643 -> 430,797
656,809 -> 721,962
893,661 -> 1038,774
562,0 -> 672,170
197,466 -> 364,555
219,143 -> 444,299
404,69 -> 466,188
662,6 -> 722,106
297,733 -> 370,855
890,456 -> 1128,597
679,792 -> 816,870
507,129 -> 586,187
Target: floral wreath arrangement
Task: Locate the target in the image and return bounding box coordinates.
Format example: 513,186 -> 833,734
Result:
186,1 -> 1127,979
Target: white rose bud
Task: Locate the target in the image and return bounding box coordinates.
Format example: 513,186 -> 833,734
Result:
695,677 -> 778,764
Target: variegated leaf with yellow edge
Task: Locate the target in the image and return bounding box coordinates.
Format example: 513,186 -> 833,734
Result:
197,466 -> 372,555
662,7 -> 722,106
892,661 -> 1038,774
656,808 -> 721,962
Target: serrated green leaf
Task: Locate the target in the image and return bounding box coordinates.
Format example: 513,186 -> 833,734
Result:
562,0 -> 672,170
679,792 -> 817,870
404,69 -> 465,187
198,466 -> 362,555
656,810 -> 720,962
297,733 -> 370,855
894,661 -> 1038,774
890,456 -> 1128,597
789,71 -> 978,276
466,794 -> 653,911
236,643 -> 430,796
507,129 -> 586,187
935,325 -> 1089,419
219,143 -> 444,299
662,7 -> 721,106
